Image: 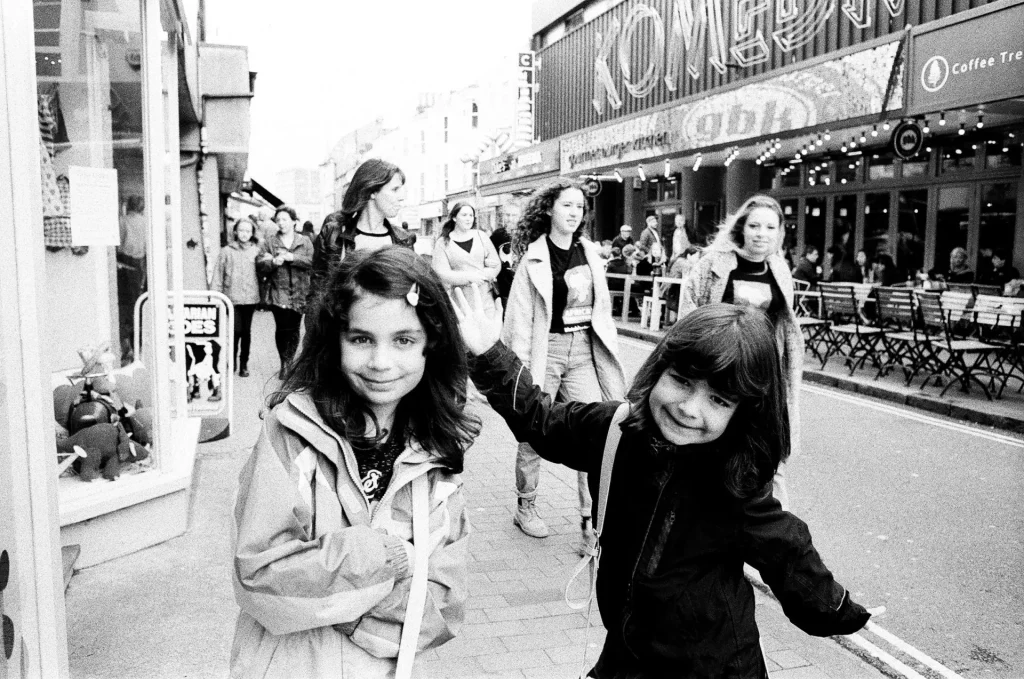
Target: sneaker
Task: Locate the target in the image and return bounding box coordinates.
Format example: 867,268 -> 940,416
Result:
578,518 -> 598,557
238,367 -> 250,377
513,499 -> 549,538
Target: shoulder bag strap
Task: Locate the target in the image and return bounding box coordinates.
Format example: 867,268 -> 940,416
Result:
564,401 -> 630,610
395,475 -> 430,679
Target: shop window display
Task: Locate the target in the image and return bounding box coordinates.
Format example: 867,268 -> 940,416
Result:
978,183 -> 1017,270
33,0 -> 158,485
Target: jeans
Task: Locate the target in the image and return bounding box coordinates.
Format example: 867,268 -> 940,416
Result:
233,304 -> 256,369
270,306 -> 302,366
516,330 -> 601,519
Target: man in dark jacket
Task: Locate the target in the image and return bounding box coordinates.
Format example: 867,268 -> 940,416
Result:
792,246 -> 821,288
978,250 -> 1020,290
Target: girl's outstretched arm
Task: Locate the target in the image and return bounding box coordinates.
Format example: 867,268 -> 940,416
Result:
453,286 -> 620,472
740,494 -> 871,637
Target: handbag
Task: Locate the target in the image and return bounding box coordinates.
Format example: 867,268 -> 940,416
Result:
564,402 -> 630,677
257,241 -> 276,309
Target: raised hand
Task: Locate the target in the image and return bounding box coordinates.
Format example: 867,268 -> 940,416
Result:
452,284 -> 503,356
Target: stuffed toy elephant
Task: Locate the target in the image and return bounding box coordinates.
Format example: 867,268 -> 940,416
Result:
55,422 -> 148,481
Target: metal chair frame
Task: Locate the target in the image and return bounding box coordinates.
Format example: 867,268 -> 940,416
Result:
873,287 -> 934,384
818,282 -> 883,375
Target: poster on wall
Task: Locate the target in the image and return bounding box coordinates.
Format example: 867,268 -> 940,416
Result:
68,166 -> 120,246
182,301 -> 230,416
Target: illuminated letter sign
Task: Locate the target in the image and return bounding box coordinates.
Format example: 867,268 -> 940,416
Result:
619,4 -> 666,98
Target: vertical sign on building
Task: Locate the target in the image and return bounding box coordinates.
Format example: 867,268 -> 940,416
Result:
514,52 -> 536,149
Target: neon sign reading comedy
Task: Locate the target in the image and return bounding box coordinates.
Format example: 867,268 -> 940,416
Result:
593,0 -> 905,114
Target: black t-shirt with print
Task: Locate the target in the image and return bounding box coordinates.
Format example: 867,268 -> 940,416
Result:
547,238 -> 594,333
353,428 -> 405,504
722,255 -> 786,323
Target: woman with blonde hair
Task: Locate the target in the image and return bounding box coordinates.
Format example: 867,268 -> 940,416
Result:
678,194 -> 803,508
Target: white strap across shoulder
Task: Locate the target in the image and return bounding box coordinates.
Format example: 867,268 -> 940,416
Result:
565,402 -> 630,610
395,475 -> 430,679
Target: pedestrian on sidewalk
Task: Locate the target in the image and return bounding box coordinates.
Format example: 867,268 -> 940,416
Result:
213,217 -> 260,377
309,159 -> 413,308
505,178 -> 626,551
231,246 -> 474,679
258,205 -> 314,380
679,195 -> 802,509
454,294 -> 873,679
431,202 -> 501,312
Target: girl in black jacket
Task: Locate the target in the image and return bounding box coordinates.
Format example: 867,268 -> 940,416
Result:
454,292 -> 871,679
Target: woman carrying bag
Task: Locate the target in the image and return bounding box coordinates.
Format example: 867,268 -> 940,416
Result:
431,202 -> 501,311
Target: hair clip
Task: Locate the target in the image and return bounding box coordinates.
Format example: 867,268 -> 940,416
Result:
405,282 -> 420,307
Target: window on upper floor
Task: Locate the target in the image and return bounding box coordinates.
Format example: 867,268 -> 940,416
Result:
471,103 -> 478,129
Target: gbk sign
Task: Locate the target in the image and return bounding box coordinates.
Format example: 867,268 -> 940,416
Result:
910,2 -> 1024,115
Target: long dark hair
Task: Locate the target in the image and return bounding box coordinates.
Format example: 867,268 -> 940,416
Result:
624,304 -> 789,500
511,178 -> 587,265
337,159 -> 410,243
439,202 -> 477,244
269,246 -> 479,472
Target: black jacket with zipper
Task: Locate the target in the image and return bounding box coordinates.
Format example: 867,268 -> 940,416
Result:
470,342 -> 869,678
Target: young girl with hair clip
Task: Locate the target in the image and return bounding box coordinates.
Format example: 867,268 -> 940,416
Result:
213,217 -> 260,377
454,291 -> 872,679
309,159 -> 413,307
231,246 -> 475,679
504,178 -> 626,551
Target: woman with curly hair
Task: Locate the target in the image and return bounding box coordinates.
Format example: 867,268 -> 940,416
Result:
502,178 -> 626,552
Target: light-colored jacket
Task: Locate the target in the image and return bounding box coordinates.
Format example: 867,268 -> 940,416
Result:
501,236 -> 626,399
431,231 -> 501,310
231,393 -> 470,679
678,239 -> 804,455
213,241 -> 260,305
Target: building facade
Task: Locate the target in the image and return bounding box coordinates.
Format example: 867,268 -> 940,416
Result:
0,0 -> 252,674
526,0 -> 1023,276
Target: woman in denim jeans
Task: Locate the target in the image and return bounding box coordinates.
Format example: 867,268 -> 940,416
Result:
503,178 -> 626,552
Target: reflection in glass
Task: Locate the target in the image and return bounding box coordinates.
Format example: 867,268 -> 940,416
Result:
868,152 -> 896,181
864,193 -> 890,260
940,138 -> 976,174
978,183 -> 1017,270
985,133 -> 1022,170
780,198 -> 798,262
837,156 -> 862,185
896,190 -> 928,280
804,197 -> 826,259
833,195 -> 857,253
935,186 -> 970,275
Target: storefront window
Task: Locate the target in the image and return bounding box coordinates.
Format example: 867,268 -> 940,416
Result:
940,138 -> 976,174
935,186 -> 970,274
978,183 -> 1017,270
896,190 -> 928,280
661,179 -> 678,202
758,165 -> 775,191
901,155 -> 928,178
837,157 -> 862,185
834,194 -> 857,254
864,193 -> 891,259
646,181 -> 659,202
780,198 -> 798,261
804,197 -> 826,258
779,165 -> 800,187
984,132 -> 1022,170
806,161 -> 831,188
34,0 -> 159,486
868,152 -> 896,181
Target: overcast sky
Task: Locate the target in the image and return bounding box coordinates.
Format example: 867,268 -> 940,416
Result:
204,1 -> 533,181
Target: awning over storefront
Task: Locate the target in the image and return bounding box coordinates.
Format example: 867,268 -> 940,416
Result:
250,179 -> 282,207
560,38 -> 906,175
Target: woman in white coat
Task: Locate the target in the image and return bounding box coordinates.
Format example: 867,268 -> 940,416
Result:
503,178 -> 626,552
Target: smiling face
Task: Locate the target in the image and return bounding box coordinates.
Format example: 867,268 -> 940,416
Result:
648,369 -> 739,446
739,207 -> 781,261
549,188 -> 585,239
372,174 -> 406,221
856,250 -> 868,266
454,205 -> 476,232
339,292 -> 427,429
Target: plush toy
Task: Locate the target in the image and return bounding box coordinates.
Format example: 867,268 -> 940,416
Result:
55,422 -> 148,481
126,407 -> 154,446
53,384 -> 79,428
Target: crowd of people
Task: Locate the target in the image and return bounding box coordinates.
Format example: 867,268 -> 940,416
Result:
219,158 -> 891,679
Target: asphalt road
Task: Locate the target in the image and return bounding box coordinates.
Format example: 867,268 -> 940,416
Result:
616,335 -> 1024,679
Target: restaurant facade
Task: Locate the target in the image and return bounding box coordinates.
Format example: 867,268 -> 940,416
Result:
527,0 -> 1023,276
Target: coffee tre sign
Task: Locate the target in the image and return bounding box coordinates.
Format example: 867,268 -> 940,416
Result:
910,2 -> 1024,114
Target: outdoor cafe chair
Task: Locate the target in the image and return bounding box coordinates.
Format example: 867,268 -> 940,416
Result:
970,295 -> 1024,397
874,287 -> 934,384
792,280 -> 828,363
916,292 -> 1006,400
818,282 -> 883,375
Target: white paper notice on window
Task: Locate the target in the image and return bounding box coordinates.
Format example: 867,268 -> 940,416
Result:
69,165 -> 120,246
